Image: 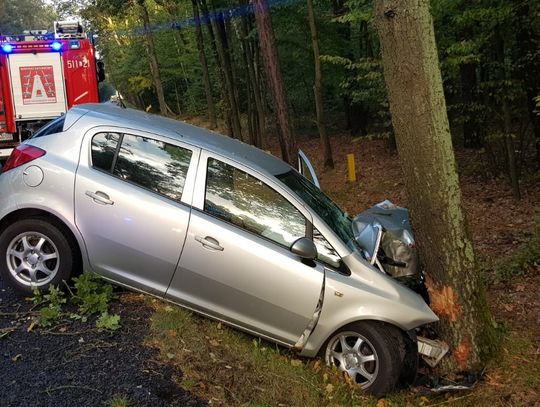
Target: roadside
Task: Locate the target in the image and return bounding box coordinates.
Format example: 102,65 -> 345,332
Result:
0,279 -> 206,407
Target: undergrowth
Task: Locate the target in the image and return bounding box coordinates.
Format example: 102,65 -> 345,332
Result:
31,273 -> 120,331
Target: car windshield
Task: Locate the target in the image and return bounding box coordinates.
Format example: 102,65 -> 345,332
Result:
276,170 -> 358,251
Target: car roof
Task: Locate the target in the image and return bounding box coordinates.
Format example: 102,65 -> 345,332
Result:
67,103 -> 292,176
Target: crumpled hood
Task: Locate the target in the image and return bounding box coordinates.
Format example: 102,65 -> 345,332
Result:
352,200 -> 418,278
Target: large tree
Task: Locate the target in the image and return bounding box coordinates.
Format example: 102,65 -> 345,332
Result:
253,0 -> 297,165
306,0 -> 333,168
373,0 -> 499,372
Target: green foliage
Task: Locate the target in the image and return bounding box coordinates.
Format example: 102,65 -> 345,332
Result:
0,0 -> 58,34
72,273 -> 115,315
37,304 -> 63,327
31,285 -> 67,327
96,312 -> 121,331
30,273 -> 120,330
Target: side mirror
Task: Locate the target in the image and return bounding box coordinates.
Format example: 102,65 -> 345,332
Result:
290,237 -> 317,260
97,61 -> 105,83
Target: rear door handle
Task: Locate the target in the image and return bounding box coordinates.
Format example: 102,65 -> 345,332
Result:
85,190 -> 114,205
195,235 -> 224,251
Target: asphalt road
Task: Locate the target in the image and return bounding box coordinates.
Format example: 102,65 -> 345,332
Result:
0,278 -> 206,407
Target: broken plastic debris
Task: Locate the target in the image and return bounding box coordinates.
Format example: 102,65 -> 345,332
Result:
417,336 -> 449,367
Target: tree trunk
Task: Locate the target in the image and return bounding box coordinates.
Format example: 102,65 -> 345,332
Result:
460,62 -> 482,148
240,9 -> 266,148
191,0 -> 217,128
374,0 -> 498,373
306,0 -> 333,168
138,0 -> 170,116
502,98 -> 521,199
252,0 -> 297,165
199,0 -> 233,136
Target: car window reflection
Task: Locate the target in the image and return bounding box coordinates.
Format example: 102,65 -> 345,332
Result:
205,158 -> 305,248
91,132 -> 192,202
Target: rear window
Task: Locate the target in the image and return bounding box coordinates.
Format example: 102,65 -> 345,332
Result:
31,116 -> 65,139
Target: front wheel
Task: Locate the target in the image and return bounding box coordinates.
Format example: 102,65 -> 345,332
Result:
0,218 -> 75,295
324,321 -> 406,395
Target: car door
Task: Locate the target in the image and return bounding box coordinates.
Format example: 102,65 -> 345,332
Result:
74,129 -> 199,295
298,149 -> 320,188
166,152 -> 325,346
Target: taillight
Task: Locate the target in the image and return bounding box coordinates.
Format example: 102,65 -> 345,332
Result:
2,145 -> 46,173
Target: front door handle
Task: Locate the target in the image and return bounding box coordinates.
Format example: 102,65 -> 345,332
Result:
85,190 -> 114,205
195,235 -> 224,251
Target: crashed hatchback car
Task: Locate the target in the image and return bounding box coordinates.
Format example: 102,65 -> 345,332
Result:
0,104 -> 439,394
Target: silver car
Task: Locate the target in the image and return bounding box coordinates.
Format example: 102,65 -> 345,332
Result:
0,104 -> 438,395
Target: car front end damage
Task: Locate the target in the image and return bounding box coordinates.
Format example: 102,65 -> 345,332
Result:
295,200 -> 448,371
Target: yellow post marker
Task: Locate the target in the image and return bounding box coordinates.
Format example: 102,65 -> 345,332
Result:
347,153 -> 357,182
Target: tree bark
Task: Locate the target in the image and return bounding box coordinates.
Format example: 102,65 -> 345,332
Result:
252,0 -> 297,165
191,0 -> 217,128
374,0 -> 498,373
306,0 -> 333,168
199,0 -> 234,136
240,8 -> 266,148
138,0 -> 170,116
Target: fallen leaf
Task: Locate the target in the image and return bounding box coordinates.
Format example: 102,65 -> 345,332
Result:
11,354 -> 22,362
217,322 -> 223,330
515,285 -> 525,292
312,360 -> 322,371
59,327 -> 67,333
168,329 -> 177,337
209,339 -> 220,347
166,353 -> 175,360
503,304 -> 515,312
225,365 -> 232,369
376,399 -> 390,407
291,359 -> 302,367
325,383 -> 334,393
27,321 -> 36,333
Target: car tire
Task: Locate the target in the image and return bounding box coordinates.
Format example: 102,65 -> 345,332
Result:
323,321 -> 406,395
0,218 -> 75,295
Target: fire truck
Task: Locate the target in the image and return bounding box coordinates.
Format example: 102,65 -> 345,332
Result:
0,21 -> 104,160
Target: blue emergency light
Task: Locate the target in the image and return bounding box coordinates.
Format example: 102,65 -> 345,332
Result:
1,43 -> 13,53
51,41 -> 63,51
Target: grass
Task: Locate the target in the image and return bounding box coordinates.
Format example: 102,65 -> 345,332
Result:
146,296 -> 540,407
106,395 -> 131,407
148,301 -> 372,406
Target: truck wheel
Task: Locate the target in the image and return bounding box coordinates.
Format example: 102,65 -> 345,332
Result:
0,218 -> 75,295
324,321 -> 405,395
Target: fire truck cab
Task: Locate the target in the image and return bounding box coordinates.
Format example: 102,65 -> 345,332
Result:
0,21 -> 103,160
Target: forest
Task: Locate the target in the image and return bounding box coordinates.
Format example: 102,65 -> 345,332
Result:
3,0 -> 537,189
0,0 -> 539,405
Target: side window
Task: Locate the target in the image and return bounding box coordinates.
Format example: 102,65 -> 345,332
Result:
31,115 -> 66,139
313,227 -> 341,269
205,158 -> 306,248
91,132 -> 120,172
90,132 -> 192,202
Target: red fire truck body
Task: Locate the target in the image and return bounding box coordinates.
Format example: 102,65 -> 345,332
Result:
0,23 -> 101,159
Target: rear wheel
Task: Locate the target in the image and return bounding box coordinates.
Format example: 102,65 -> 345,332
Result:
0,218 -> 75,295
324,321 -> 406,395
